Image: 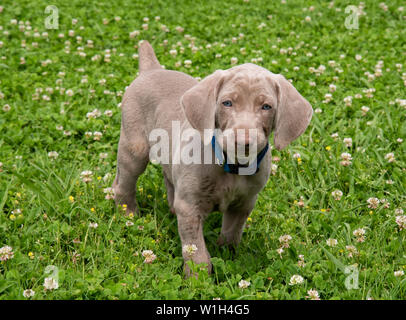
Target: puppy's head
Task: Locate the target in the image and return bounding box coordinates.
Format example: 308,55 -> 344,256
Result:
181,64 -> 313,161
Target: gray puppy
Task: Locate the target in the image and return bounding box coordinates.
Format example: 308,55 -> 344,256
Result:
113,41 -> 312,275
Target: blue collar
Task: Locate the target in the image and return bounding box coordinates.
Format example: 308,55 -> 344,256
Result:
211,135 -> 269,175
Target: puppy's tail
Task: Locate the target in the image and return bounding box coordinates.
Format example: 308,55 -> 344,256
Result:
138,40 -> 161,73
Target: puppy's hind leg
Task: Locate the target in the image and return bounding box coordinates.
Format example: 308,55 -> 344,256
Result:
113,133 -> 149,215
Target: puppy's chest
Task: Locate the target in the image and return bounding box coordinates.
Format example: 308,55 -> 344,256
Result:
214,176 -> 259,211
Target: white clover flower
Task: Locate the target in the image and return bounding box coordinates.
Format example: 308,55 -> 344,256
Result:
293,153 -> 301,159
331,189 -> 343,201
394,270 -> 404,277
331,132 -> 339,140
80,170 -> 93,183
270,163 -> 278,175
380,198 -> 390,209
2,104 -> 11,112
184,60 -> 192,68
289,274 -> 304,285
340,152 -> 352,166
93,131 -> 103,141
175,26 -> 184,32
230,57 -> 238,65
23,289 -> 35,298
306,289 -> 320,300
395,215 -> 406,230
361,106 -> 369,115
48,151 -> 59,159
104,110 -> 113,117
86,108 -> 101,119
88,222 -> 98,229
384,152 -> 395,163
44,277 -> 58,290
346,245 -> 358,258
343,96 -> 353,107
99,152 -> 108,159
103,187 -> 115,200
279,234 -> 292,248
353,228 -> 366,242
298,255 -> 305,267
238,279 -> 251,289
343,137 -> 352,148
103,172 -> 112,183
394,208 -> 404,215
367,197 -> 380,209
182,244 -> 198,257
326,238 -> 338,247
142,250 -> 157,264
125,221 -> 134,227
0,246 -> 14,261
323,93 -> 333,103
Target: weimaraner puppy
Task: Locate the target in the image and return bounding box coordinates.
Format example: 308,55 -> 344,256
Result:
113,41 -> 312,275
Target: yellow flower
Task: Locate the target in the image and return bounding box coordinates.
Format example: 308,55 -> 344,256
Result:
97,176 -> 102,180
28,252 -> 34,259
321,209 -> 326,212
68,195 -> 74,203
297,158 -> 302,164
247,217 -> 252,223
325,146 -> 331,151
9,214 -> 16,221
128,212 -> 134,219
91,207 -> 95,212
16,192 -> 21,198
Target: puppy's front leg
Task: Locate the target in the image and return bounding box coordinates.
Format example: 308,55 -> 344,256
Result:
174,197 -> 211,277
217,198 -> 256,247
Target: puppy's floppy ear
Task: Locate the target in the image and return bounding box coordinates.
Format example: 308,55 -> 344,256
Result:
273,74 -> 313,150
181,70 -> 225,137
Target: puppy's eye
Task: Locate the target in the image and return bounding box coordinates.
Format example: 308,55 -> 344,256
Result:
222,100 -> 233,107
262,104 -> 272,110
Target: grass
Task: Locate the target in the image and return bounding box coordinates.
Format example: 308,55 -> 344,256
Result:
0,0 -> 405,300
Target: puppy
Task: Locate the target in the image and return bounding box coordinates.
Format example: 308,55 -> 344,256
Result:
113,41 -> 312,275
